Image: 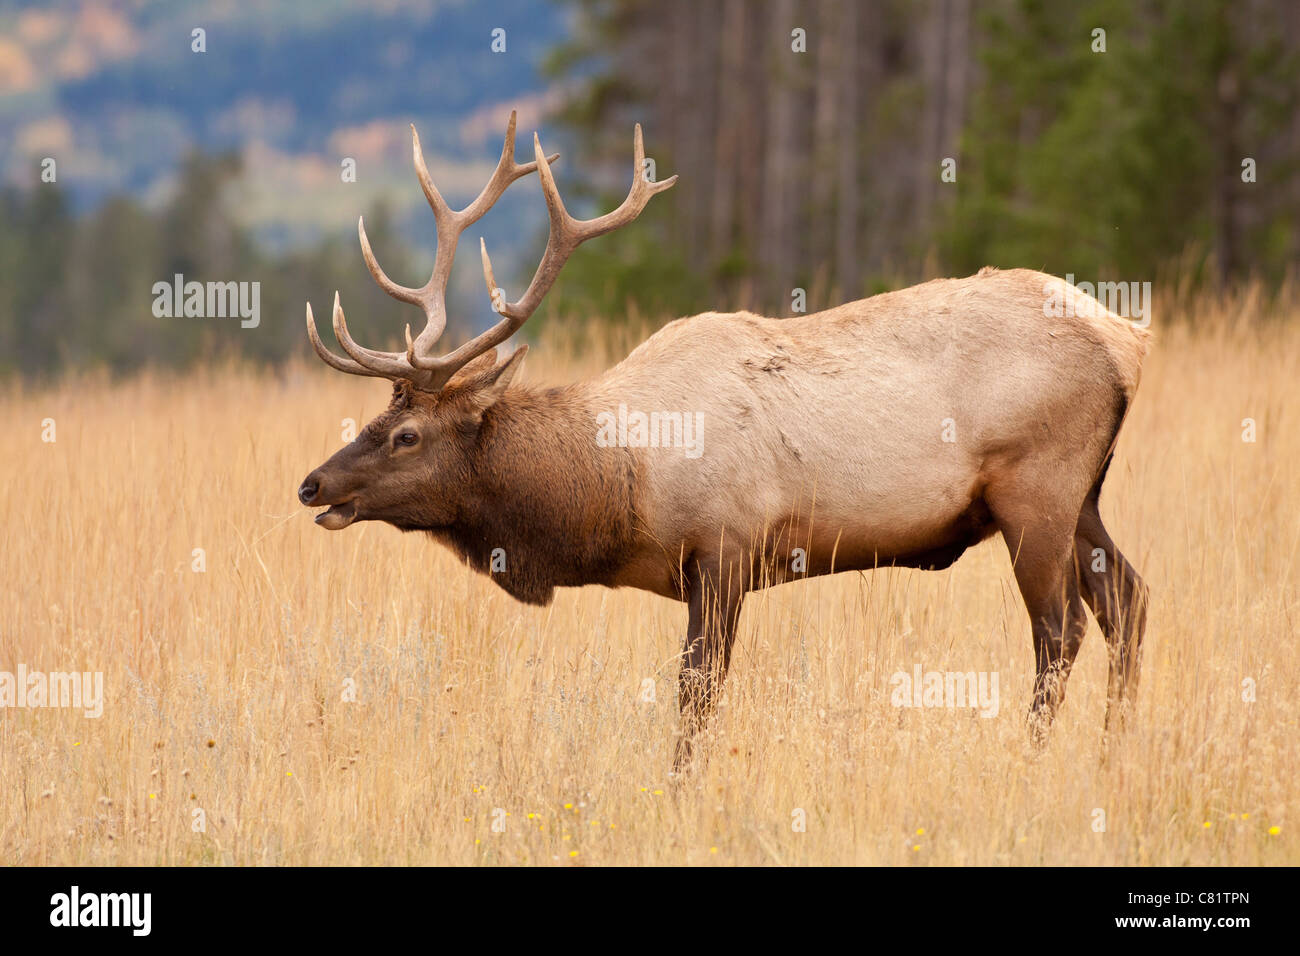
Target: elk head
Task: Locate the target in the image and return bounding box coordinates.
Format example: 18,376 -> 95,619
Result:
297,111 -> 675,532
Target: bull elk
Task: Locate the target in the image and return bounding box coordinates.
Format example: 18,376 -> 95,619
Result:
298,112 -> 1151,768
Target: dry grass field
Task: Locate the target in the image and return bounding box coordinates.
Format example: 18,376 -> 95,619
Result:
2,286 -> 1297,866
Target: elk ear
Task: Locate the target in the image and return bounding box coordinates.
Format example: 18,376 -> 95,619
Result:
463,345 -> 527,418
445,348 -> 501,387
390,379 -> 416,406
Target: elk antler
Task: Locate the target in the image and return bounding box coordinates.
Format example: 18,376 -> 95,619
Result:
306,110 -> 557,386
306,113 -> 675,391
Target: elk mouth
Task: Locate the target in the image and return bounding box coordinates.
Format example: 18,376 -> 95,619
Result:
315,500 -> 358,530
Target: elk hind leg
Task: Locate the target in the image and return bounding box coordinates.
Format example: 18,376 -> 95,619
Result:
988,486 -> 1091,742
1074,494 -> 1148,734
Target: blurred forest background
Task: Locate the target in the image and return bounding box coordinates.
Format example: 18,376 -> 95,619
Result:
1,0 -> 1298,378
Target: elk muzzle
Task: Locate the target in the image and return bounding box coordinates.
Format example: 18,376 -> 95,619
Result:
298,470 -> 358,530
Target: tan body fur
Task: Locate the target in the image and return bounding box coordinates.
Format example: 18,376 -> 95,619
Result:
592,267 -> 1147,599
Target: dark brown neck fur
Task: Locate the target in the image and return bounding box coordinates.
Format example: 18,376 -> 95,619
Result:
428,384 -> 641,605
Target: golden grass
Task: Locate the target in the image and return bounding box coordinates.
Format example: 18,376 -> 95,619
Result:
1,291 -> 1297,866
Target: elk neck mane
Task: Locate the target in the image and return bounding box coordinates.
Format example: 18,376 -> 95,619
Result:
424,382 -> 642,606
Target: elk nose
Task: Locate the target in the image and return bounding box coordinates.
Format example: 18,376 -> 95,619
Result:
298,475 -> 320,505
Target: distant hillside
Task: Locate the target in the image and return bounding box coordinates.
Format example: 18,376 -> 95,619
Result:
1,0 -> 567,254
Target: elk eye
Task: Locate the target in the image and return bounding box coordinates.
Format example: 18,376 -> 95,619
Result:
396,431 -> 418,447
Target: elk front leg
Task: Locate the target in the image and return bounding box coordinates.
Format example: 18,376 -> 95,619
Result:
673,565 -> 744,772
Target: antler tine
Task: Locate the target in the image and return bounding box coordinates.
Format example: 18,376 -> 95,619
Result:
305,301 -> 390,378
357,216 -> 431,316
330,292 -> 411,379
409,123 -> 452,217
354,124 -> 456,354
412,123 -> 675,390
458,111 -> 561,226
